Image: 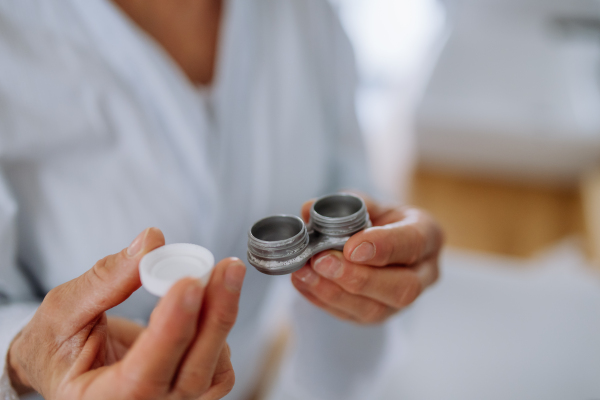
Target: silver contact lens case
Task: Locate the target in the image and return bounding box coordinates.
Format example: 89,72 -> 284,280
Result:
247,193 -> 371,275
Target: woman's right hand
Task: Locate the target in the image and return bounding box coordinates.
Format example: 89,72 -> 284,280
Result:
7,228 -> 246,400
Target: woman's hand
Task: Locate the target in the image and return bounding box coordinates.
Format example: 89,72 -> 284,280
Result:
291,195 -> 443,324
7,228 -> 246,400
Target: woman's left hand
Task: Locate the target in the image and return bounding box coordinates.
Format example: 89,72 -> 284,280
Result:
291,195 -> 443,324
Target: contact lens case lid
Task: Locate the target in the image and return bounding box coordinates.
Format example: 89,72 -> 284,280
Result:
139,243 -> 215,297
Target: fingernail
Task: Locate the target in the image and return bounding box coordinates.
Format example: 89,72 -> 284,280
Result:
183,279 -> 203,313
224,260 -> 246,293
351,242 -> 375,262
293,266 -> 319,286
313,255 -> 343,279
127,229 -> 147,257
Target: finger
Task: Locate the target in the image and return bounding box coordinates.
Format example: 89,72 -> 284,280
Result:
107,317 -> 144,348
308,251 -> 423,309
409,254 -> 440,289
291,266 -> 395,324
343,208 -> 443,266
68,314 -> 110,379
300,199 -> 316,223
292,279 -> 358,323
44,228 -> 165,336
119,278 -> 205,395
199,345 -> 235,400
172,258 -> 245,398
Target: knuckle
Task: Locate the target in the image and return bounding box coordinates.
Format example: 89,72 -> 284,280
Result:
343,268 -> 370,295
179,368 -> 211,388
173,376 -> 210,400
179,368 -> 234,400
392,223 -> 425,265
171,330 -> 194,349
88,256 -> 113,286
408,225 -> 426,264
201,375 -> 235,400
361,302 -> 387,324
215,369 -> 236,396
318,284 -> 344,304
118,368 -> 165,400
212,308 -> 237,332
148,323 -> 192,350
394,275 -> 422,308
42,286 -> 62,309
390,292 -> 405,309
41,285 -> 75,322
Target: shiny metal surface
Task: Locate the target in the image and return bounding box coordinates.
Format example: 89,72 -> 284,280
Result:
247,194 -> 371,275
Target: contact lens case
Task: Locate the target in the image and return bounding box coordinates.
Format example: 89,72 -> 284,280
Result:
247,193 -> 371,275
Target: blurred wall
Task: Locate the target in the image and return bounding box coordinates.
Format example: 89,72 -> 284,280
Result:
331,0 -> 446,201
416,0 -> 600,185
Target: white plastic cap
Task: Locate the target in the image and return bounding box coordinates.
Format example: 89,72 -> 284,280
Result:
139,243 -> 215,297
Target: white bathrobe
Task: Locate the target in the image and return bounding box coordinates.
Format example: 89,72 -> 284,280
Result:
0,1 -> 401,399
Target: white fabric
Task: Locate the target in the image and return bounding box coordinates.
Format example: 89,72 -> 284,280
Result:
0,305 -> 37,400
377,241 -> 600,399
0,1 -> 399,399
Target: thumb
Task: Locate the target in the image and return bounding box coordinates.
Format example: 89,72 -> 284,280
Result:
300,199 -> 316,223
44,228 -> 165,336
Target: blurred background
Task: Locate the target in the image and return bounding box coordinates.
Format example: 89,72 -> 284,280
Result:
262,0 -> 600,398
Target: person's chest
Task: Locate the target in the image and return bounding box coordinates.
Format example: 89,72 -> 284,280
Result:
2,1 -> 336,293
111,0 -> 223,86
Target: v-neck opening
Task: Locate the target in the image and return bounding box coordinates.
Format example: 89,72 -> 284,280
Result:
193,0 -> 230,95
97,0 -> 230,102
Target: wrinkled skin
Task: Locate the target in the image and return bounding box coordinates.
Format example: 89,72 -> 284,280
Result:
292,194 -> 443,324
8,228 -> 246,400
